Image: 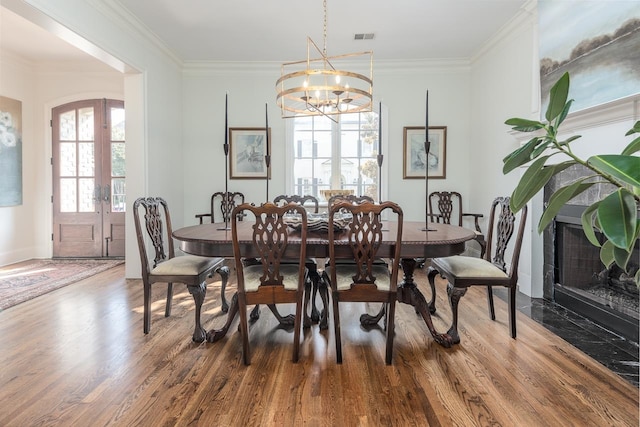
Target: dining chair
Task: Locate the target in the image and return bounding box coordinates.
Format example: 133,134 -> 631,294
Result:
327,194 -> 374,210
273,194 -> 325,329
195,191 -> 245,224
231,202 -> 308,365
427,196 -> 528,343
194,190 -> 245,312
133,196 -> 229,342
323,200 -> 403,364
428,191 -> 486,257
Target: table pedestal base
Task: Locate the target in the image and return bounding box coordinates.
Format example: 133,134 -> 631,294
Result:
360,258 -> 456,348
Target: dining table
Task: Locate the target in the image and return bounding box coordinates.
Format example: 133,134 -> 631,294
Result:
172,220 -> 475,348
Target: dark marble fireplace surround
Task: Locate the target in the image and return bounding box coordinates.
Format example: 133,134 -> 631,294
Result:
543,164 -> 639,343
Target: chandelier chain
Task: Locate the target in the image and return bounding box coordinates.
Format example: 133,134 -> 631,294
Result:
323,0 -> 327,56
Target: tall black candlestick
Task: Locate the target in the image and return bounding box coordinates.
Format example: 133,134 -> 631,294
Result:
220,92 -> 231,230
377,101 -> 383,203
265,103 -> 270,202
422,90 -> 435,231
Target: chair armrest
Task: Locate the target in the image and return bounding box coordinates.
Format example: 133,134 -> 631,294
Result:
462,213 -> 483,233
195,213 -> 212,224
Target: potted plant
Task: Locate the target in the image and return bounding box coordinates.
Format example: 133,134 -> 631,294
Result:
503,72 -> 640,285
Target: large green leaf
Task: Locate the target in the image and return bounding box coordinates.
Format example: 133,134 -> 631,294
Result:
621,136 -> 640,156
503,137 -> 540,174
554,98 -> 574,128
581,202 -> 602,247
504,118 -> 545,132
546,72 -> 570,122
597,189 -> 638,250
625,120 -> 640,136
588,155 -> 640,187
558,135 -> 582,147
613,245 -> 632,271
510,156 -> 551,212
511,160 -> 574,212
599,240 -> 615,269
538,180 -> 594,232
531,137 -> 555,158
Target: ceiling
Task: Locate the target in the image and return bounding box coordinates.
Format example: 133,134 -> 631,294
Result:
1,0 -> 528,67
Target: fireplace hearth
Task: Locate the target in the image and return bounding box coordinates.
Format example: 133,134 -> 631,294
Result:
544,166 -> 639,343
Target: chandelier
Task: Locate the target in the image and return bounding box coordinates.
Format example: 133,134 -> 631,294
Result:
276,0 -> 373,119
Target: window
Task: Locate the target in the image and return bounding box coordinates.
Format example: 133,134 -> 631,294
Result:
290,111 -> 380,201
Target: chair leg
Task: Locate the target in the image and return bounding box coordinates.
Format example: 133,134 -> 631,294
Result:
446,283 -> 467,345
238,294 -> 251,365
385,300 -> 396,365
487,286 -> 496,320
426,267 -> 439,314
143,282 -> 152,334
318,277 -> 330,330
508,286 -> 517,339
187,282 -> 207,343
165,282 -> 174,317
332,290 -> 343,364
309,271 -> 321,323
293,295 -> 303,363
215,265 -> 230,313
303,276 -> 314,328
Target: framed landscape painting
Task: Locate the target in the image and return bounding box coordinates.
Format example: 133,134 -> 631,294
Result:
402,126 -> 446,179
229,127 -> 271,179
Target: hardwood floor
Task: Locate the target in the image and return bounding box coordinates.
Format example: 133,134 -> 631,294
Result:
0,263 -> 637,426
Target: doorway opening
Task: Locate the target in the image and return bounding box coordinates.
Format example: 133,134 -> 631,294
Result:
52,99 -> 125,258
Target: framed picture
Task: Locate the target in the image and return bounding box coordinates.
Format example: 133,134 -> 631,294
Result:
402,126 -> 446,179
229,127 -> 271,179
0,95 -> 23,206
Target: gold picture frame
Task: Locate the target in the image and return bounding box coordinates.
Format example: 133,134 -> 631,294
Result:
402,126 -> 446,179
229,127 -> 271,179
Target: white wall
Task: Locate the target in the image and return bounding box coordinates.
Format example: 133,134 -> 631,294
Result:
182,61 -> 476,224
3,0 -> 184,278
0,53 -> 38,265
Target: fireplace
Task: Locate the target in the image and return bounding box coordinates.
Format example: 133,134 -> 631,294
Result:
544,166 -> 639,342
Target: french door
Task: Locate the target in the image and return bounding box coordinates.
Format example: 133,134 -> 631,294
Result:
52,99 -> 125,258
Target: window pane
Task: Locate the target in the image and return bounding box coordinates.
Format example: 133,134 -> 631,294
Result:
59,143 -> 76,176
59,111 -> 76,141
111,107 -> 125,141
60,178 -> 77,212
341,130 -> 360,157
78,143 -> 95,176
111,142 -> 125,176
78,107 -> 94,141
291,110 -> 379,201
315,131 -> 332,157
79,178 -> 95,212
111,178 -> 126,212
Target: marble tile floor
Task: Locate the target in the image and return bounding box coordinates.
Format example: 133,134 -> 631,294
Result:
493,288 -> 639,387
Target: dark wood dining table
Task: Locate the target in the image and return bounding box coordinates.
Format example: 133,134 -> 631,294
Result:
172,221 -> 475,347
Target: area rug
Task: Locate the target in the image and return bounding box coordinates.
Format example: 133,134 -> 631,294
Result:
0,259 -> 124,311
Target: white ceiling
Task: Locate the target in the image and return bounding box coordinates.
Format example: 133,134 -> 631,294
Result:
1,0 -> 528,66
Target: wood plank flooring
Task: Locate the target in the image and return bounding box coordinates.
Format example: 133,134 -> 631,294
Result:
0,263 -> 637,426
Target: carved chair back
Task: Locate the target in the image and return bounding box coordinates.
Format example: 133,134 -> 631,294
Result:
428,191 -> 462,225
273,194 -> 319,213
232,202 -> 308,291
328,194 -> 374,208
133,196 -> 174,279
328,201 -> 403,287
213,191 -> 245,223
485,196 -> 527,281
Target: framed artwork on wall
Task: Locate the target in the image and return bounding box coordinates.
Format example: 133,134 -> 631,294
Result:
229,127 -> 271,179
0,95 -> 23,206
402,126 -> 446,179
